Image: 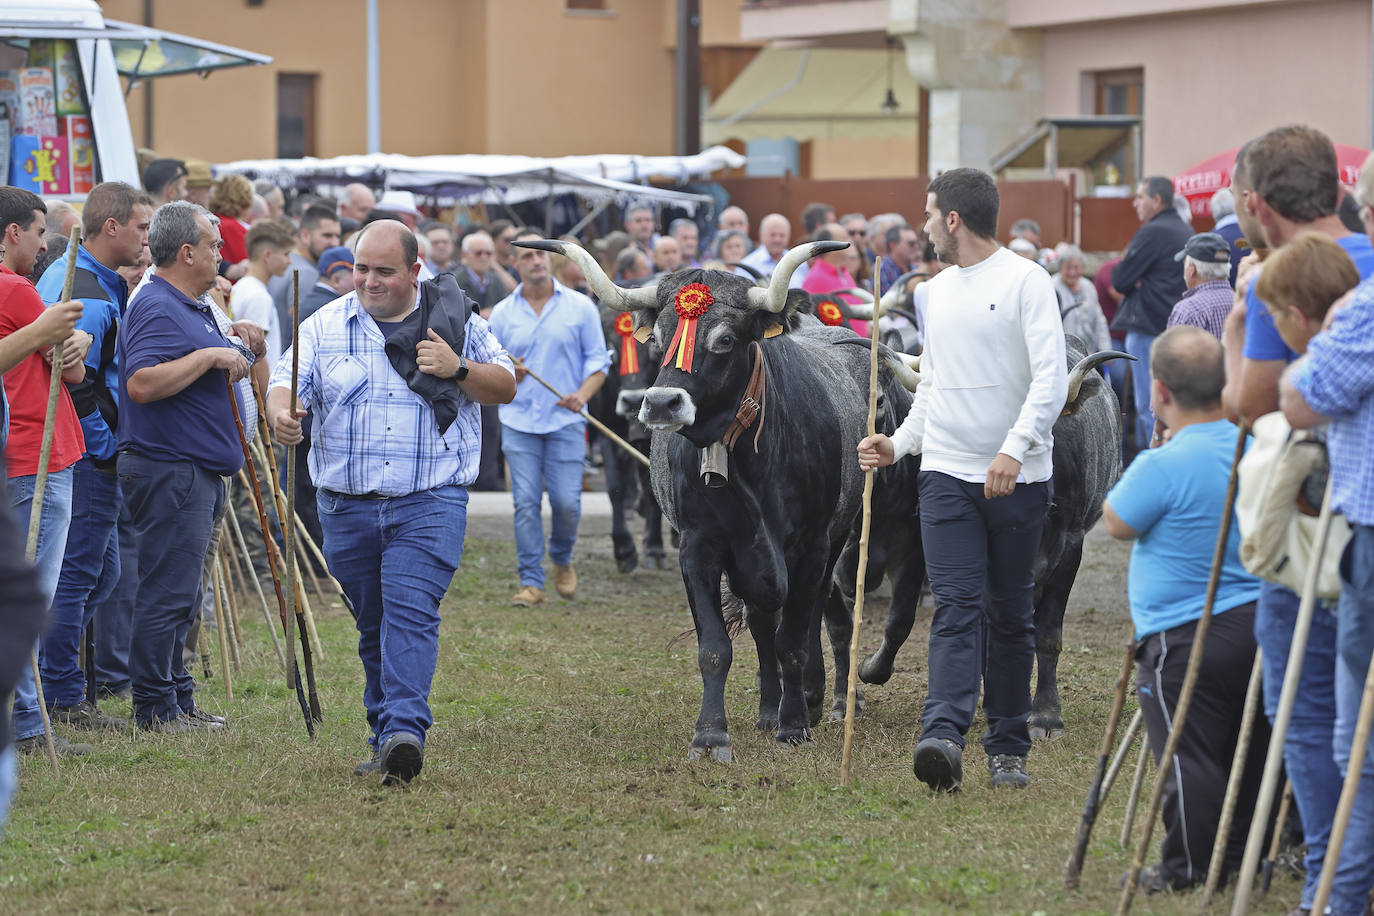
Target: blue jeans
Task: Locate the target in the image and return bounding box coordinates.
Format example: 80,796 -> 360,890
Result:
0,745 -> 14,838
7,468 -> 73,741
1329,525 -> 1374,916
42,458 -> 121,706
119,454 -> 224,726
318,485 -> 468,750
93,496 -> 137,695
1254,581 -> 1342,909
501,424 -> 585,589
1124,331 -> 1156,450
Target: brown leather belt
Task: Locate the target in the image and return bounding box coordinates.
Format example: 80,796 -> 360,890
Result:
722,341 -> 766,453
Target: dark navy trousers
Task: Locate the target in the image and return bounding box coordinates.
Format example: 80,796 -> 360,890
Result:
918,470 -> 1049,757
119,453 -> 225,725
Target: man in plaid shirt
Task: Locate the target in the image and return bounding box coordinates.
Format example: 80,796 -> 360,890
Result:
1282,247 -> 1374,916
268,221 -> 515,786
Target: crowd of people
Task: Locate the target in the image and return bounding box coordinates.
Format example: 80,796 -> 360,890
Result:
0,128 -> 1373,912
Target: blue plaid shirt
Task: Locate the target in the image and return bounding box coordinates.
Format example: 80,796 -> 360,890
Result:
1292,276 -> 1374,525
270,292 -> 513,496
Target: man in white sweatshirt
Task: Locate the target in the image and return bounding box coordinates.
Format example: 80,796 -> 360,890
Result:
858,168 -> 1067,792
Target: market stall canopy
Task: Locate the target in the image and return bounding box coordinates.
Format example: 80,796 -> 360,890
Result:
1175,142 -> 1370,218
214,148 -> 745,214
704,47 -> 920,145
991,116 -> 1141,179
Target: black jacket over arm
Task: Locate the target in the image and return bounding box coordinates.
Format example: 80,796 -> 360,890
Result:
1110,209 -> 1195,336
383,273 -> 476,434
0,460 -> 49,751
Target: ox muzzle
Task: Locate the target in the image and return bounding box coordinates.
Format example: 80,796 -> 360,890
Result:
639,386 -> 696,432
616,388 -> 648,420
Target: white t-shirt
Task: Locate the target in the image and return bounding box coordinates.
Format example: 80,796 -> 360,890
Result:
230,274 -> 282,372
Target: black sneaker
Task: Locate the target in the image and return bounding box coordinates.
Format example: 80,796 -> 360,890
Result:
379,733 -> 424,786
912,737 -> 963,793
50,699 -> 126,731
14,733 -> 92,756
182,706 -> 227,726
988,753 -> 1030,788
354,751 -> 382,777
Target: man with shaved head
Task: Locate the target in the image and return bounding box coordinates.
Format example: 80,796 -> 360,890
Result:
739,213 -> 791,278
268,219 -> 515,785
651,235 -> 681,274
717,205 -> 749,240
337,183 -> 377,224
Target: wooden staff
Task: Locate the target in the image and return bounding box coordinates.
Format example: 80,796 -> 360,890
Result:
1120,740 -> 1150,847
518,362 -> 650,468
227,495 -> 287,671
248,433 -> 322,658
1119,422 -> 1248,915
1232,477 -> 1338,916
1098,707 -> 1144,805
210,557 -> 233,700
226,375 -> 317,735
214,554 -> 241,675
1260,779 -> 1292,895
1067,639 -> 1136,888
220,535 -> 245,650
840,257 -> 883,787
21,225 -> 81,776
1311,619 -> 1374,912
284,270 -> 304,713
197,618 -> 212,680
1200,650 -> 1264,906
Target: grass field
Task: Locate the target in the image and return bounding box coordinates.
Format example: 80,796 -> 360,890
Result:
0,529 -> 1303,914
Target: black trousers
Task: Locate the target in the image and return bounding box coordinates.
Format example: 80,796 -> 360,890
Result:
1135,601 -> 1269,886
918,470 -> 1049,757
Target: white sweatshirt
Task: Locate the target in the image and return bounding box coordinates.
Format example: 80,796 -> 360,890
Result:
889,247 -> 1067,483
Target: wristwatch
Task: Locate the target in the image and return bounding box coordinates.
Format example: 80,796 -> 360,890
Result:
455,355 -> 469,381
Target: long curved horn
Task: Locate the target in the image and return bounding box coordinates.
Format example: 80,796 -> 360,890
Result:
725,261 -> 768,285
1065,349 -> 1135,408
746,241 -> 849,313
846,269 -> 929,319
835,287 -> 874,304
885,353 -> 923,392
511,239 -> 659,312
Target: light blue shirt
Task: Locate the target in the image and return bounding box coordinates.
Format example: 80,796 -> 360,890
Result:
739,244 -> 779,277
1106,419 -> 1262,639
271,292 -> 513,496
487,279 -> 609,435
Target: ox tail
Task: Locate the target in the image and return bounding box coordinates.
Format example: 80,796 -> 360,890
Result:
666,575 -> 749,648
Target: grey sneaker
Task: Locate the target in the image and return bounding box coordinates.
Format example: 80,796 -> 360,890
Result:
50,699 -> 127,730
912,737 -> 963,793
182,706 -> 227,727
988,753 -> 1030,788
15,733 -> 92,756
379,733 -> 424,786
353,751 -> 381,777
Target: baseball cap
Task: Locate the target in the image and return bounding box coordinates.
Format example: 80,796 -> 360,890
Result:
316,246 -> 355,277
1174,232 -> 1231,263
184,159 -> 213,188
375,189 -> 422,218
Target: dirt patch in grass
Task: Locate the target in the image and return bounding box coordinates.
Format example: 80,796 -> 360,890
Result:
0,525 -> 1302,913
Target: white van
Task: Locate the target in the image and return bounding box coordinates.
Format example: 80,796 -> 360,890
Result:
0,0 -> 268,197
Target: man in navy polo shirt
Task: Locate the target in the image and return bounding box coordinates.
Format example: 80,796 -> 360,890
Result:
118,201 -> 256,732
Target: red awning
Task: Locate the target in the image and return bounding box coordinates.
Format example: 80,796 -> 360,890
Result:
1175,143 -> 1370,218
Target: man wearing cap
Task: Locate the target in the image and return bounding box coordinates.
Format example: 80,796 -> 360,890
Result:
182,161 -> 214,209
374,191 -> 422,230
301,246 -> 355,322
1166,233 -> 1234,340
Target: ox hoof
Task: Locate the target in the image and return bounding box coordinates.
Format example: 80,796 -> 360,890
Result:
830,693 -> 864,721
1027,718 -> 1065,742
616,554 -> 638,574
755,714 -> 779,732
775,727 -> 813,748
858,654 -> 893,686
643,554 -> 668,570
806,700 -> 825,728
687,744 -> 732,764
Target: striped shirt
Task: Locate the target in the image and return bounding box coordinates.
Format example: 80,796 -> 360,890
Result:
1292,276 -> 1374,525
270,292 -> 512,496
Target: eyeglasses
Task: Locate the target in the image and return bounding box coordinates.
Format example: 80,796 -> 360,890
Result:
848,229 -> 866,237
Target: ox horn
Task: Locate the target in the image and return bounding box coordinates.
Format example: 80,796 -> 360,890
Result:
1065,349 -> 1135,409
885,352 -> 923,392
845,269 -> 929,319
726,261 -> 768,286
510,239 -> 659,312
835,287 -> 874,304
746,241 -> 849,313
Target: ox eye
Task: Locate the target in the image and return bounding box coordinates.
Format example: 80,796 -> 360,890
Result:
717,333 -> 735,350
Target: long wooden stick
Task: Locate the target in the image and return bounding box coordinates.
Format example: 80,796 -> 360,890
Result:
284,269 -> 303,716
21,226 -> 82,776
215,553 -> 241,676
1119,422 -> 1248,915
1120,740 -> 1151,847
1259,779 -> 1292,895
1099,708 -> 1144,805
1067,638 -> 1136,887
1200,649 -> 1264,906
840,257 -> 883,788
227,496 -> 287,671
210,557 -> 233,700
226,376 -> 316,735
520,364 -> 650,468
1232,476 -> 1337,916
1311,612 -> 1374,911
249,433 -> 323,658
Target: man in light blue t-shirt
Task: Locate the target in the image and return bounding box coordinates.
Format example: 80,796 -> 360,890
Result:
1103,326 -> 1264,895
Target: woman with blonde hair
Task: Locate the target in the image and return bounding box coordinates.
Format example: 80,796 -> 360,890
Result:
209,173 -> 255,265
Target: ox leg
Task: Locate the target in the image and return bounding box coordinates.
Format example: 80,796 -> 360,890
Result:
774,560 -> 826,746
682,541 -> 733,762
599,438 -> 637,573
636,459 -> 667,570
859,528 -> 926,686
803,598 -> 827,727
743,601 -> 782,732
1028,541 -> 1080,741
823,583 -> 863,720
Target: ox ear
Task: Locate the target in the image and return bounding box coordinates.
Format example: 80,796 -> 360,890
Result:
761,287 -> 813,335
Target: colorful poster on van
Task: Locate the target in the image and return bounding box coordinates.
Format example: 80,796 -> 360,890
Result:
18,68 -> 57,137
54,42 -> 85,116
10,135 -> 70,195
63,115 -> 94,194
